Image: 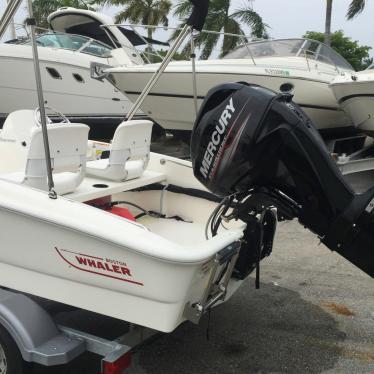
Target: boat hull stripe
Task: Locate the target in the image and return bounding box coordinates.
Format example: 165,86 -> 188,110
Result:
124,91 -> 341,112
338,93 -> 374,104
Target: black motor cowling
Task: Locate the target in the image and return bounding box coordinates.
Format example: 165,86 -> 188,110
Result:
191,83 -> 374,277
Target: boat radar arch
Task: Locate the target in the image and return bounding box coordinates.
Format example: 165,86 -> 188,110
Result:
48,7 -> 143,65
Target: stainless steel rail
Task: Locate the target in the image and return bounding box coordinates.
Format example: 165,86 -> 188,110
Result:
1,1 -> 56,198
0,0 -> 23,40
126,24 -> 192,121
26,0 -> 56,198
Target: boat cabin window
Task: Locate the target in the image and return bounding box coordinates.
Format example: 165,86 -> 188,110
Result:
223,38 -> 353,70
25,33 -> 112,58
316,44 -> 353,70
223,39 -> 305,59
81,41 -> 111,57
35,33 -> 87,50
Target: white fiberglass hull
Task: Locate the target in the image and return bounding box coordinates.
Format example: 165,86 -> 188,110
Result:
0,44 -> 133,127
108,58 -> 352,133
330,71 -> 374,137
0,153 -> 244,333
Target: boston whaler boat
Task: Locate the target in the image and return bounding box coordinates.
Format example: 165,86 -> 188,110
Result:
0,0 -> 372,373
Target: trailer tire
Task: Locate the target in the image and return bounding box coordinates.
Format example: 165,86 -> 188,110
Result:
0,325 -> 30,374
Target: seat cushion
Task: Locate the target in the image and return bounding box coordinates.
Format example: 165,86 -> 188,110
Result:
1,171 -> 79,195
0,172 -> 25,184
86,158 -> 110,171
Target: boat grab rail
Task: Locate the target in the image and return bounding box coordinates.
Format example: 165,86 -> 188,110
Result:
184,241 -> 241,324
101,23 -> 256,64
222,38 -> 343,73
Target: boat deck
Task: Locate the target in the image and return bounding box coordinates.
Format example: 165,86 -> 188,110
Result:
65,170 -> 166,202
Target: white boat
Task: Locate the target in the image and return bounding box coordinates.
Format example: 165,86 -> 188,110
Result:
0,1 -> 255,337
0,108 -> 246,333
0,2 -> 371,371
105,38 -> 355,135
330,66 -> 374,137
0,7 -> 151,137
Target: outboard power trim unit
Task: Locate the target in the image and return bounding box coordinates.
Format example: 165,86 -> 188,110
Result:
191,82 -> 374,278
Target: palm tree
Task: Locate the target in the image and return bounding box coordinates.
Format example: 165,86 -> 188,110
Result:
93,0 -> 172,41
31,0 -> 95,29
347,0 -> 366,19
173,0 -> 269,59
325,0 -> 367,46
324,0 -> 333,46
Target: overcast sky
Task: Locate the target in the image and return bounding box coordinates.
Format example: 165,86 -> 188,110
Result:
2,0 -> 374,55
250,0 -> 374,53
104,0 -> 374,56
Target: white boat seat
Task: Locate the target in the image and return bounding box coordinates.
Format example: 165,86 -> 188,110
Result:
0,110 -> 46,173
86,120 -> 153,182
3,123 -> 89,195
1,110 -> 40,144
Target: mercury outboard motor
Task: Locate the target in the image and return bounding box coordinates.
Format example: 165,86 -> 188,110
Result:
191,82 -> 374,278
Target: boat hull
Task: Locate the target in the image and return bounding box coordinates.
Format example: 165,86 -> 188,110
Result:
330,72 -> 374,137
109,62 -> 351,132
0,44 -> 134,137
0,154 -> 244,333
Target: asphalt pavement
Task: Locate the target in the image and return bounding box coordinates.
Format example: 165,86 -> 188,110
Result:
32,219 -> 374,374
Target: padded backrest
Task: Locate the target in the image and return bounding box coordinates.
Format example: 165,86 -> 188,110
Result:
110,120 -> 153,163
0,110 -> 39,174
1,110 -> 36,145
26,123 -> 89,176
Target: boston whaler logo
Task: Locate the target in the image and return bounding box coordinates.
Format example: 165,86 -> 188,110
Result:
55,247 -> 144,286
200,98 -> 236,180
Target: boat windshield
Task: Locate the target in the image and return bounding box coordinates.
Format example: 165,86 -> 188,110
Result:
223,38 -> 353,70
23,33 -> 112,58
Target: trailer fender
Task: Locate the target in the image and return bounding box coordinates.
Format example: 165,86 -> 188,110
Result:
0,289 -> 84,365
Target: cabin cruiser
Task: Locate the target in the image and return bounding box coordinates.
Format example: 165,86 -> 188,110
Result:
105,38 -> 355,136
330,64 -> 374,137
0,7 -> 161,137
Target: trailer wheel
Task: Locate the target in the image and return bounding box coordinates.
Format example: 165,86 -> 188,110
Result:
0,325 -> 30,374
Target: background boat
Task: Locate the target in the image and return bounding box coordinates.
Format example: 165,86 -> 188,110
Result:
330,66 -> 374,138
0,7 -> 162,138
106,37 -> 356,139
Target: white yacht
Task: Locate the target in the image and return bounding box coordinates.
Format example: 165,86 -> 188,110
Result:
106,38 -> 355,136
330,65 -> 374,137
0,7 -> 150,137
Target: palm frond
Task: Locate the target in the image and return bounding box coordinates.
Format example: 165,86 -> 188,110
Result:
347,0 -> 366,19
230,6 -> 269,38
109,0 -> 171,27
221,18 -> 242,57
200,31 -> 221,59
173,0 -> 193,18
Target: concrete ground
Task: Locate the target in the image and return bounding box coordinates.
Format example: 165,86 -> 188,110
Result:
32,219 -> 374,374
